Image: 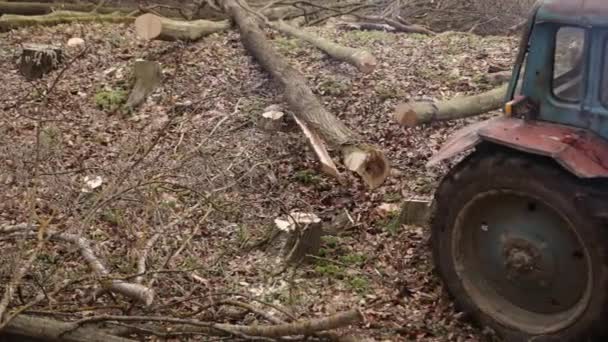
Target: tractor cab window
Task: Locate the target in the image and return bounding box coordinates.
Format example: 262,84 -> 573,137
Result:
553,27 -> 585,102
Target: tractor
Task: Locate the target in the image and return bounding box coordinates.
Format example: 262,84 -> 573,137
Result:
427,0 -> 608,341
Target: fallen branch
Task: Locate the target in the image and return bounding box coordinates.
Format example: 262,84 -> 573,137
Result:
135,233 -> 160,284
335,21 -> 395,32
56,233 -> 155,306
356,15 -> 436,35
222,0 -> 389,189
134,13 -> 230,41
71,308 -> 363,337
394,84 -> 507,127
0,224 -> 155,306
4,315 -> 134,342
272,20 -> 377,73
0,10 -> 133,31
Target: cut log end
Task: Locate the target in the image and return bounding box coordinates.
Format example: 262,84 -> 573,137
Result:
394,102 -> 435,127
135,13 -> 162,40
343,145 -> 389,189
352,50 -> 377,73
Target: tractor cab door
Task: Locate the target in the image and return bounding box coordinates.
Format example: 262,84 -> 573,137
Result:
585,29 -> 608,139
520,23 -> 608,139
520,24 -> 587,127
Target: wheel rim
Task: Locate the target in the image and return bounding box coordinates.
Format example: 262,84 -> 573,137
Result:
452,190 -> 592,334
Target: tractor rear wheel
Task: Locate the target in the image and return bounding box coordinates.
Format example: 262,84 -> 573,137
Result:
431,147 -> 608,341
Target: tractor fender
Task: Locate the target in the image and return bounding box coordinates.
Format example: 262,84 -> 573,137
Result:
427,117 -> 608,178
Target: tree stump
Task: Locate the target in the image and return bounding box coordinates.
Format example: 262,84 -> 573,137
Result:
125,59 -> 162,109
259,104 -> 285,131
273,212 -> 322,265
398,198 -> 431,226
18,44 -> 62,81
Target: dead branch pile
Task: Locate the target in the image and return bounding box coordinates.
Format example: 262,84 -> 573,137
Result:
371,0 -> 536,35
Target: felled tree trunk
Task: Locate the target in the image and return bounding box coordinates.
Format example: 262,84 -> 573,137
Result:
134,13 -> 230,41
394,84 -> 508,127
0,10 -> 133,31
222,0 -> 389,189
125,60 -> 162,109
18,44 -> 62,81
272,20 -> 376,73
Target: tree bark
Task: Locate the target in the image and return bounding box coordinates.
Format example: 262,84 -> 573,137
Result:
394,84 -> 507,127
0,10 -> 132,31
221,0 -> 389,189
272,20 -> 377,73
3,315 -> 134,342
134,13 -> 229,41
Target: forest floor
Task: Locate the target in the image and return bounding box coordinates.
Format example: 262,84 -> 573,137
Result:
0,20 -> 517,341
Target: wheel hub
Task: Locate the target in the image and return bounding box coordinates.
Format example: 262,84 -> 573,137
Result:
502,236 -> 552,287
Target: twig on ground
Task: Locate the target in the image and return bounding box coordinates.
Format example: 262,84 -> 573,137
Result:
135,233 -> 161,284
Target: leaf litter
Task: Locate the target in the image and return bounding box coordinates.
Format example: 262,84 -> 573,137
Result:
0,21 -> 517,341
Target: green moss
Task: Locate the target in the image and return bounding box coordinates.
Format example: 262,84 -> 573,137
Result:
321,236 -> 340,249
100,208 -> 125,227
317,78 -> 350,97
375,84 -> 405,101
273,37 -> 303,54
36,253 -> 57,265
39,124 -> 62,156
94,88 -> 127,112
314,263 -> 345,278
383,191 -> 402,203
348,275 -> 370,294
379,211 -> 402,235
339,253 -> 367,266
241,96 -> 267,117
294,169 -> 322,185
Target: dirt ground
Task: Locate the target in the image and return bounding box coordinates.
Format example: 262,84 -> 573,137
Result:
0,20 -> 517,341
